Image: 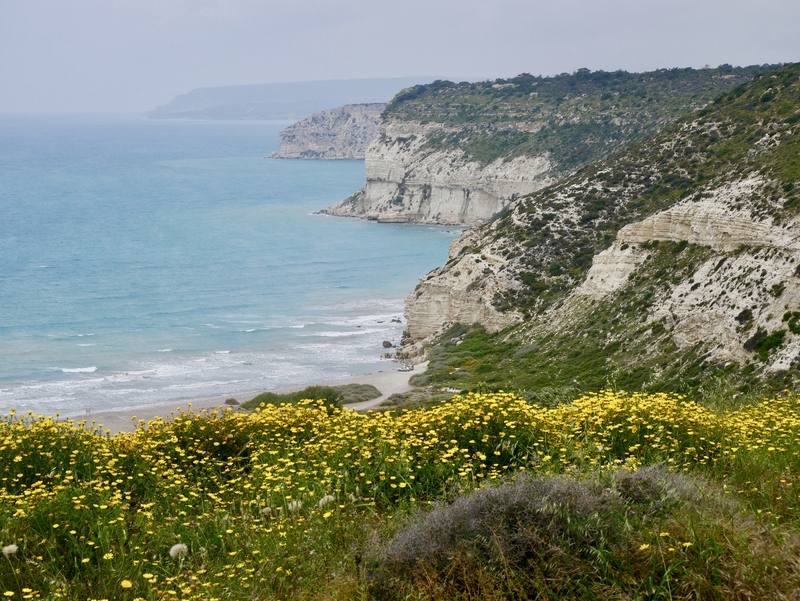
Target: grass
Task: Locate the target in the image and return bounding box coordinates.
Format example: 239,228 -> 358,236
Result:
2,389 -> 800,599
368,467 -> 800,600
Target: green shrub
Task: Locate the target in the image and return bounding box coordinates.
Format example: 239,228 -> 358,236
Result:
783,311 -> 800,334
241,385 -> 343,411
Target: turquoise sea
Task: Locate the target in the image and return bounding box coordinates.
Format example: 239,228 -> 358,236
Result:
0,115 -> 459,416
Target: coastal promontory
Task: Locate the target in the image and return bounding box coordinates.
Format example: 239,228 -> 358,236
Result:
401,63 -> 800,398
271,103 -> 385,160
327,66 -> 774,225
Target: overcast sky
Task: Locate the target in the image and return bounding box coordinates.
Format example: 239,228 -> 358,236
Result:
1,0 -> 798,113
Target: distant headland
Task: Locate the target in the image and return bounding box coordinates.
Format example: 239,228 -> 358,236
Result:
145,77 -> 436,122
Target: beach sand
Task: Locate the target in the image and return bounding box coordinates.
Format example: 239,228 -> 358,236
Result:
89,362 -> 427,434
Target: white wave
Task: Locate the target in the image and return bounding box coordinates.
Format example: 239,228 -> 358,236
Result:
214,350 -> 230,354
157,349 -> 172,352
76,343 -> 95,347
164,380 -> 232,391
301,328 -> 384,338
61,366 -> 97,373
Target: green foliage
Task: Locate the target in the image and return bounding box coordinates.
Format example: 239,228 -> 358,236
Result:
385,65 -> 780,168
783,311 -> 800,334
368,467 -> 798,601
742,326 -> 788,362
748,329 -> 787,362
334,383 -> 383,403
241,383 -> 382,411
242,385 -> 344,410
4,390 -> 800,599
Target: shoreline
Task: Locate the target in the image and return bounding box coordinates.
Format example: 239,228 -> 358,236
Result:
88,362 -> 427,434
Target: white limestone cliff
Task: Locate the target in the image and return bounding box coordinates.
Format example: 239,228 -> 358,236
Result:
402,173 -> 800,371
326,121 -> 556,225
272,104 -> 384,160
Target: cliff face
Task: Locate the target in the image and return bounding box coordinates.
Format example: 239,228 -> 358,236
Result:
273,104 -> 384,160
401,64 -> 800,392
327,121 -> 554,224
327,67 -> 770,225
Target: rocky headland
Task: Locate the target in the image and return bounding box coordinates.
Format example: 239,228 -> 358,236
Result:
145,77 -> 431,121
327,67 -> 772,225
272,103 -> 385,160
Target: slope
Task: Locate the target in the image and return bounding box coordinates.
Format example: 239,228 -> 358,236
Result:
402,62 -> 800,398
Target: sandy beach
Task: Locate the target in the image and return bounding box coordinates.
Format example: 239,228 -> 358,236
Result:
89,362 -> 427,434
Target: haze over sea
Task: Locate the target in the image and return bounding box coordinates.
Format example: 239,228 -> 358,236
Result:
0,115 -> 458,416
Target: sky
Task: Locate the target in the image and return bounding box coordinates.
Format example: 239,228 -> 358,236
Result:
1,0 -> 799,113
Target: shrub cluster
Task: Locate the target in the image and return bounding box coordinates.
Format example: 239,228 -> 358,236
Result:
240,383 -> 381,411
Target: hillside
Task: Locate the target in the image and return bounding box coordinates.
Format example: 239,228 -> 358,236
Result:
327,65 -> 777,225
271,104 -> 384,159
4,391 -> 800,599
401,62 -> 800,398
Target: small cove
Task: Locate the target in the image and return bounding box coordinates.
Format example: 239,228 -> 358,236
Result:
0,115 -> 460,415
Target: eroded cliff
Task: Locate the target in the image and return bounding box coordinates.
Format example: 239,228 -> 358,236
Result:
327,67 -> 771,225
401,63 -> 800,394
273,104 -> 384,160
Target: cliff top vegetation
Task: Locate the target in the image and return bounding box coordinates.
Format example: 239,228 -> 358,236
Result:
384,64 -> 782,169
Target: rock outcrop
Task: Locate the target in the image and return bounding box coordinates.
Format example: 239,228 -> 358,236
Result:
327,122 -> 555,225
572,178 -> 800,368
272,104 -> 384,160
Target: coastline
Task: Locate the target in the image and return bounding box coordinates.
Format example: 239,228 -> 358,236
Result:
88,362 -> 427,434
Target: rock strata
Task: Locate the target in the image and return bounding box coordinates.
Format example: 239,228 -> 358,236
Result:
327,121 -> 555,225
400,63 -> 800,379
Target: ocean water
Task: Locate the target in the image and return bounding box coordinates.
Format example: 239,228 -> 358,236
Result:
0,115 -> 460,416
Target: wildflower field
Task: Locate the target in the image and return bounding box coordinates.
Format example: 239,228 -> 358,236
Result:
2,391 -> 800,600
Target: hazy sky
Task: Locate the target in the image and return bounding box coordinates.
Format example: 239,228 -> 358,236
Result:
1,0 -> 798,113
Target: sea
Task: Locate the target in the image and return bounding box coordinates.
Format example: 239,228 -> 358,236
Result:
0,115 -> 460,416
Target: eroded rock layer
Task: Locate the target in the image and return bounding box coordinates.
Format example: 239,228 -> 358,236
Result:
401,64 -> 800,384
328,67 -> 769,225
